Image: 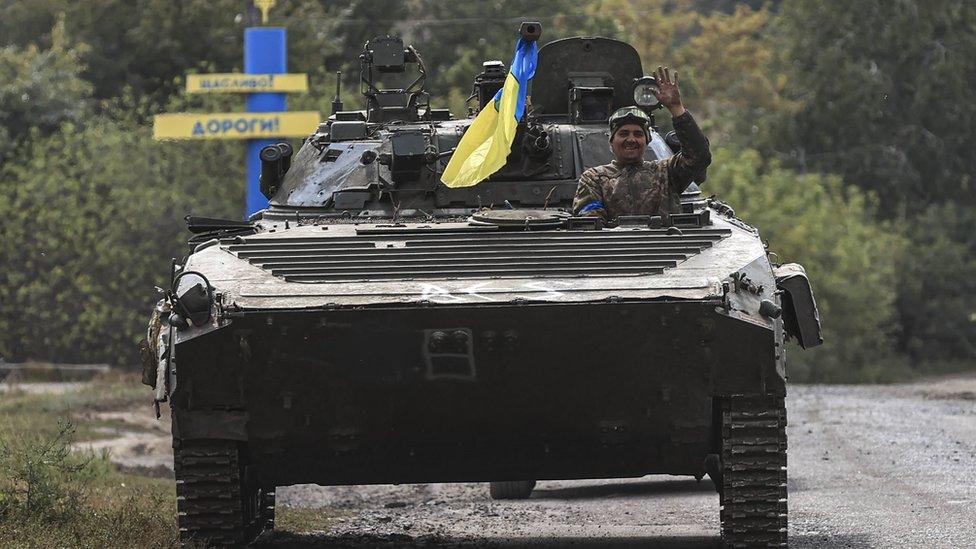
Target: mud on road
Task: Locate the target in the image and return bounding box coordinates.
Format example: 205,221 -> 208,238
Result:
81,375 -> 976,548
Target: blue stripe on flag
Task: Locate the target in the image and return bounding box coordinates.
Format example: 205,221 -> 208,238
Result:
491,38 -> 538,118
510,38 -> 538,120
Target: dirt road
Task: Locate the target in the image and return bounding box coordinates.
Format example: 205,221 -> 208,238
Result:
60,375 -> 976,547
260,376 -> 976,548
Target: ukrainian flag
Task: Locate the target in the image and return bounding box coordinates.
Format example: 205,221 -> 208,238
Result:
441,38 -> 539,188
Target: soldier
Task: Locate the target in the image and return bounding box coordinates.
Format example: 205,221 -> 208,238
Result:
573,66 -> 711,223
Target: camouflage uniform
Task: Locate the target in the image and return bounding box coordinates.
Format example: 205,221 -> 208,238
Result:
572,111 -> 711,223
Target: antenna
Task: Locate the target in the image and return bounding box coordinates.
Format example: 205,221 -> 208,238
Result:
331,71 -> 343,115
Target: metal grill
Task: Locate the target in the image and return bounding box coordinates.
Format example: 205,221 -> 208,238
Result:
224,228 -> 731,282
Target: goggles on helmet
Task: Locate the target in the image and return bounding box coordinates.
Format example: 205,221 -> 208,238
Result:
608,106 -> 651,137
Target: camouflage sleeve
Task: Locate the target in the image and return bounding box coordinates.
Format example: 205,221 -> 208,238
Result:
665,110 -> 712,194
573,169 -> 608,220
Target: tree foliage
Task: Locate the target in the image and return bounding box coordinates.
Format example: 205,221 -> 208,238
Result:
0,114 -> 242,366
603,1 -> 794,140
0,18 -> 91,161
759,0 -> 976,372
766,0 -> 976,212
671,5 -> 797,144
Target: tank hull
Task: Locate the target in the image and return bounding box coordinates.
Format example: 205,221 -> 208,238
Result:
151,28 -> 817,547
170,299 -> 782,487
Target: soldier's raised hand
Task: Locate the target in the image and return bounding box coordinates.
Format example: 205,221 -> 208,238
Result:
652,66 -> 685,117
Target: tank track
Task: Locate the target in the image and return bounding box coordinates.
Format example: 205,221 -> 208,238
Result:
260,486 -> 276,532
174,440 -> 273,547
720,397 -> 788,548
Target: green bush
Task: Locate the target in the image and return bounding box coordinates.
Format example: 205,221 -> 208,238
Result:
0,419 -> 89,524
895,203 -> 976,363
706,148 -> 906,382
0,115 -> 242,367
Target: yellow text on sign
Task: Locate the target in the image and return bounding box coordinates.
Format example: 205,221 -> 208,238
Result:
153,112 -> 320,140
186,73 -> 308,93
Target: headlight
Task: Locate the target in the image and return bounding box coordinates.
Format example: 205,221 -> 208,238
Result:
171,271 -> 214,327
633,76 -> 661,108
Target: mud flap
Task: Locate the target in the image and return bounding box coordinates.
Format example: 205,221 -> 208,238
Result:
773,263 -> 823,348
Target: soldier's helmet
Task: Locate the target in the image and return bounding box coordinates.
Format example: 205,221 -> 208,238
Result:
608,106 -> 651,138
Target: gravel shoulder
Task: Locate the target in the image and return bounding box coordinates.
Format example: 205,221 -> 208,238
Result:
788,376 -> 976,548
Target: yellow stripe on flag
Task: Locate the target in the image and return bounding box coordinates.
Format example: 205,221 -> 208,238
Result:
441,72 -> 522,188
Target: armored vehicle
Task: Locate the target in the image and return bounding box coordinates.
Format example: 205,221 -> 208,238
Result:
142,22 -> 822,548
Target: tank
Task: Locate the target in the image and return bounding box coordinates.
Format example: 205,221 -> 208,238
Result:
141,22 -> 823,548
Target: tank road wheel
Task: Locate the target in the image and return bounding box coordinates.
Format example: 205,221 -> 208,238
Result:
720,397 -> 788,548
174,440 -> 273,547
489,480 -> 537,500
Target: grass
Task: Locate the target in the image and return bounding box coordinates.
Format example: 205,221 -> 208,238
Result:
909,359 -> 976,378
276,506 -> 355,533
0,371 -> 178,548
0,370 -> 348,547
0,370 -> 149,439
789,355 -> 976,385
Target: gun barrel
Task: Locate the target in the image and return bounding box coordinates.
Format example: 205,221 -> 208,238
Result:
519,21 -> 542,42
276,142 -> 294,174
331,71 -> 344,114
260,145 -> 283,198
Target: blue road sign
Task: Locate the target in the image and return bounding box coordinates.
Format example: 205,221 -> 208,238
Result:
244,27 -> 288,217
